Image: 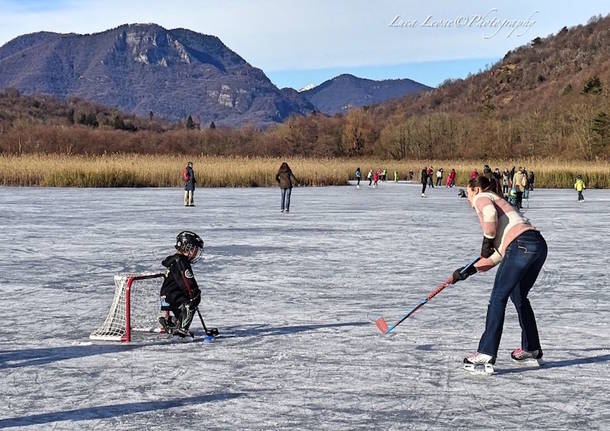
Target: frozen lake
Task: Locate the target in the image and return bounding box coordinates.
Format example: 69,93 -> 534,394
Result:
0,183 -> 609,430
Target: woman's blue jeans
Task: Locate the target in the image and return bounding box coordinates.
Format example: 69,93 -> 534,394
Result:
478,230 -> 547,358
281,187 -> 292,211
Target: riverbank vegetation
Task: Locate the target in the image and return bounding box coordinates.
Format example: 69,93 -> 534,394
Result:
1,154 -> 607,188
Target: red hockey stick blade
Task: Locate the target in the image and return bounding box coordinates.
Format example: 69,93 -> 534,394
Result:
376,317 -> 389,334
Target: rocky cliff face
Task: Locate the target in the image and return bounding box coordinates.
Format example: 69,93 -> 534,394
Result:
0,24 -> 314,126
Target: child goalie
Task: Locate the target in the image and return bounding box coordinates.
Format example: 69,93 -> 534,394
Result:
159,231 -> 204,337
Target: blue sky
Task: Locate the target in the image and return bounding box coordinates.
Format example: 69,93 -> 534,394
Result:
0,0 -> 607,89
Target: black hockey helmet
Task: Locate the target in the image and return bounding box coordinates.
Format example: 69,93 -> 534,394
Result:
175,231 -> 204,262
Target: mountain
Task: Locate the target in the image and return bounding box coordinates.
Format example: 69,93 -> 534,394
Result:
298,83 -> 317,92
300,74 -> 432,114
0,24 -> 314,127
371,15 -> 610,120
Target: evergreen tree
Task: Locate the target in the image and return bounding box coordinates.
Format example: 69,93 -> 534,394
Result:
113,114 -> 125,130
86,112 -> 99,128
591,111 -> 608,156
77,113 -> 88,125
186,115 -> 195,130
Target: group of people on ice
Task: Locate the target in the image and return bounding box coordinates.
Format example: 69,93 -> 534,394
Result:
420,166 -> 457,196
356,167 -> 396,188
470,165 -> 534,209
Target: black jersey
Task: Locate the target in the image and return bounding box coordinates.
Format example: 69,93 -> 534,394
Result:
160,253 -> 201,309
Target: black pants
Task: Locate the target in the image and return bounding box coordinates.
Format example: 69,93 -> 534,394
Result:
436,177 -> 442,186
516,191 -> 523,208
578,191 -> 584,201
421,183 -> 427,194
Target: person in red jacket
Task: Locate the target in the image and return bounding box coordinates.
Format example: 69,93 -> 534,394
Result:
446,169 -> 456,187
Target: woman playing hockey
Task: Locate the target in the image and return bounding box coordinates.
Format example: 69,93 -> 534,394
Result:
159,231 -> 204,338
452,176 -> 547,373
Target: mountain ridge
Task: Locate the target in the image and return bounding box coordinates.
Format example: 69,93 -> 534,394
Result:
300,73 -> 432,114
0,23 -> 314,126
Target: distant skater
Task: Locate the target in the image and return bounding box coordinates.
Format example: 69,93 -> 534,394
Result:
502,170 -> 510,195
276,162 -> 299,213
183,161 -> 196,206
355,167 -> 361,188
528,171 -> 535,191
436,168 -> 443,186
446,169 -> 456,188
367,169 -> 373,187
512,167 -> 527,209
574,175 -> 586,202
421,166 -> 428,197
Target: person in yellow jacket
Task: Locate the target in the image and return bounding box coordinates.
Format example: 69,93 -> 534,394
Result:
574,175 -> 586,202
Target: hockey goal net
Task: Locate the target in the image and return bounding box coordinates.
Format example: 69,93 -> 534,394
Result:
90,273 -> 166,342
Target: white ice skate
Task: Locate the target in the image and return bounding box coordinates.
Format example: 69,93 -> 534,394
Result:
463,352 -> 495,375
511,347 -> 544,367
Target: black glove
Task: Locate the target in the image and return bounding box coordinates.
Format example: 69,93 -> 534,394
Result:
452,264 -> 477,284
189,292 -> 201,309
481,236 -> 495,258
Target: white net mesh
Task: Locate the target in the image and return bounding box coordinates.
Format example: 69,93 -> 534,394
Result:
90,273 -> 166,342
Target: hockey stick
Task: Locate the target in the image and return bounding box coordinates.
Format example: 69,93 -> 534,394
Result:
196,308 -> 219,337
376,257 -> 481,335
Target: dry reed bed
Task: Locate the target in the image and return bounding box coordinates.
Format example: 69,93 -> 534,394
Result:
0,154 -> 608,188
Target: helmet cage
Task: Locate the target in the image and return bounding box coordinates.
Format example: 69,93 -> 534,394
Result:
175,231 -> 204,263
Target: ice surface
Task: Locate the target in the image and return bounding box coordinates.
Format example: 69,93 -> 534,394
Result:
0,183 -> 609,430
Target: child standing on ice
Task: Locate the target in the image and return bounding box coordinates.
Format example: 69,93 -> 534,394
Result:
574,175 -> 586,201
159,231 -> 204,338
452,176 -> 547,372
446,169 -> 456,188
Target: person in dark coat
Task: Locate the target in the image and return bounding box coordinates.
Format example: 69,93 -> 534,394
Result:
183,161 -> 196,206
276,162 -> 299,212
528,171 -> 535,191
483,164 -> 493,180
421,166 -> 428,197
